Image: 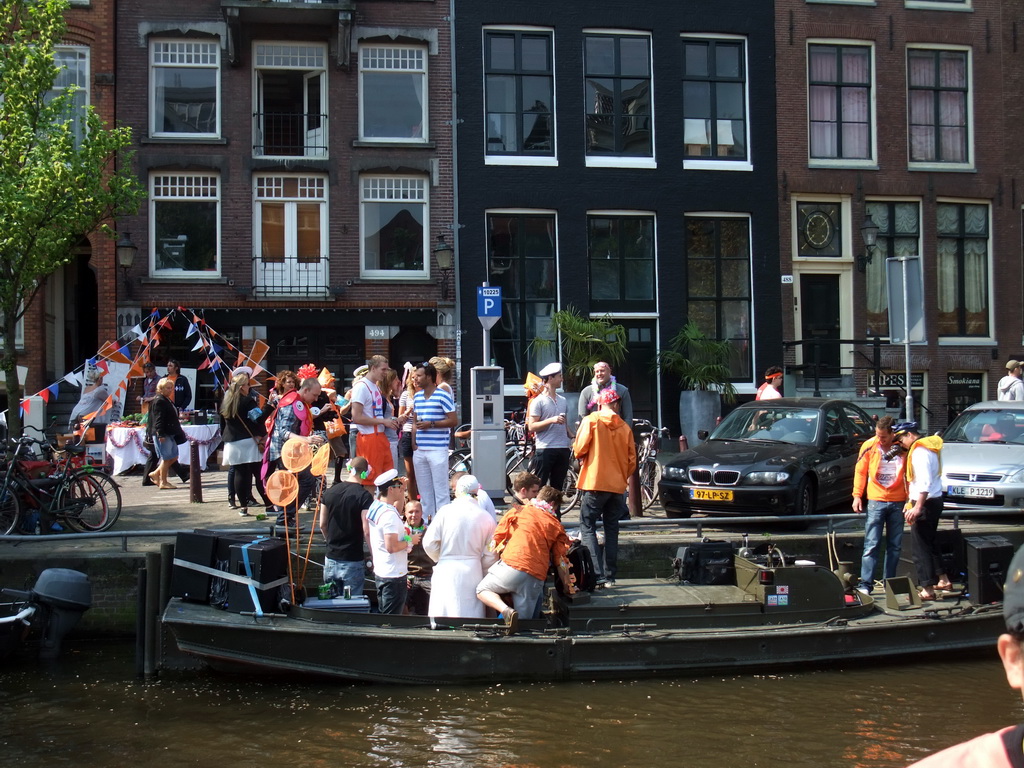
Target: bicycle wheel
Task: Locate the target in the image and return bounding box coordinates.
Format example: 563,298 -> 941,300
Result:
504,444 -> 532,499
639,459 -> 662,511
0,481 -> 23,535
56,474 -> 110,533
561,465 -> 580,514
74,470 -> 122,531
448,447 -> 472,478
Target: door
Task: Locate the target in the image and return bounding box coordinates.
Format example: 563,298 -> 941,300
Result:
618,320 -> 657,424
799,274 -> 841,376
304,71 -> 325,157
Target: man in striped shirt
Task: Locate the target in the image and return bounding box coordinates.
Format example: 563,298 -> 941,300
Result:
412,361 -> 457,523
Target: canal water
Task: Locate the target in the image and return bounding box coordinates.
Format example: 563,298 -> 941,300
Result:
2,640 -> 1021,767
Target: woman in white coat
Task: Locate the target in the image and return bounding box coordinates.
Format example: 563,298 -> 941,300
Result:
423,475 -> 497,618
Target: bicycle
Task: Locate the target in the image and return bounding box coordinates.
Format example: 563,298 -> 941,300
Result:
0,437 -> 121,535
633,420 -> 670,512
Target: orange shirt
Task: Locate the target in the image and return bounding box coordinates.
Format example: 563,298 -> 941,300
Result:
852,436 -> 907,502
492,503 -> 571,581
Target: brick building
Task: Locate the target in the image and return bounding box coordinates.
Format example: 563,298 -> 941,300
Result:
114,0 -> 455,404
776,0 -> 1024,429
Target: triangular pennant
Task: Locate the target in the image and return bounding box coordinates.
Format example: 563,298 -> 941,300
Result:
40,389 -> 51,404
192,337 -> 204,352
197,358 -> 211,370
20,399 -> 30,416
48,383 -> 60,399
186,323 -> 197,338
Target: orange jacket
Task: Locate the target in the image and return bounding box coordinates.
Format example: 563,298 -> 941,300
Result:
492,503 -> 571,581
573,409 -> 637,493
852,436 -> 907,502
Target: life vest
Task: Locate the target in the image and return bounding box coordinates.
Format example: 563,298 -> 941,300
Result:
905,435 -> 943,482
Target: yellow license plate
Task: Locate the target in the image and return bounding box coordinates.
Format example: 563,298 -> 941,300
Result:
690,488 -> 733,502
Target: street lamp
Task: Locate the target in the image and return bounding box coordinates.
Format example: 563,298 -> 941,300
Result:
857,214 -> 878,273
434,234 -> 454,301
116,232 -> 138,298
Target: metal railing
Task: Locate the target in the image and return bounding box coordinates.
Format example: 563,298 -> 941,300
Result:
247,253 -> 336,299
253,112 -> 328,157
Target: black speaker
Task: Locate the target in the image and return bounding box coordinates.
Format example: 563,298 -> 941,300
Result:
675,541 -> 735,585
965,535 -> 1014,606
226,538 -> 289,614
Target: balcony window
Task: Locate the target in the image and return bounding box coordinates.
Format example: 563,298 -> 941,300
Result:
359,45 -> 427,142
360,176 -> 428,278
150,174 -> 220,275
150,40 -> 219,138
254,42 -> 326,158
253,175 -> 328,298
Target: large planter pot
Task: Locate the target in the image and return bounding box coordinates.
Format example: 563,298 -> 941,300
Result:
678,390 -> 722,448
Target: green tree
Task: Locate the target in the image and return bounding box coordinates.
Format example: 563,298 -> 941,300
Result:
0,0 -> 143,437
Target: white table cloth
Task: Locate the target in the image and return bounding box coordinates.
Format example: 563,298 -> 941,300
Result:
105,424 -> 221,476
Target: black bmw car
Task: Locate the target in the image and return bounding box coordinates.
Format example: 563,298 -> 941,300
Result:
659,398 -> 875,519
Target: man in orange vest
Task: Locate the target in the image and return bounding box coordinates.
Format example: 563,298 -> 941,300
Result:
852,415 -> 907,595
906,543 -> 1024,767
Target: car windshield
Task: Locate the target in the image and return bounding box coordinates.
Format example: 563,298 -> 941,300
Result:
945,409 -> 1024,445
711,407 -> 820,445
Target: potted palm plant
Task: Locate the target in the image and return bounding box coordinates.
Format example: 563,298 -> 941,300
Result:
657,321 -> 738,446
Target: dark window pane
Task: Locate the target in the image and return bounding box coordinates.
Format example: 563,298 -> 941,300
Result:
521,37 -> 549,71
620,37 -> 650,76
585,36 -> 615,75
684,43 -> 708,77
683,81 -> 711,118
715,44 -> 741,78
489,36 -> 515,70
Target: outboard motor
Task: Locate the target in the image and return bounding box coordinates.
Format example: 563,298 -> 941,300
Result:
31,569 -> 91,659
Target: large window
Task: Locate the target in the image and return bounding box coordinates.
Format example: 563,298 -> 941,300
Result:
685,217 -> 752,379
254,175 -> 328,297
254,42 -> 327,158
937,202 -> 989,337
908,48 -> 970,165
360,177 -> 428,278
47,46 -> 89,148
588,215 -> 655,310
484,30 -> 554,157
681,37 -> 747,162
864,201 -> 920,338
150,40 -> 219,138
487,213 -> 557,381
808,44 -> 872,161
584,34 -> 652,158
150,174 -> 220,274
359,45 -> 427,142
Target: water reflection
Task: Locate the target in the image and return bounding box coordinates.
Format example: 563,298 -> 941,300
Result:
1,641 -> 1022,767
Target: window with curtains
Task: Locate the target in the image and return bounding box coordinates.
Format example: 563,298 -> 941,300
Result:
937,202 -> 989,337
864,201 -> 920,338
150,39 -> 220,138
150,173 -> 220,274
359,45 -> 427,142
681,37 -> 748,161
360,176 -> 427,277
808,44 -> 871,161
486,213 -> 557,381
587,215 -> 655,310
485,30 -> 554,157
584,33 -> 653,157
685,216 -> 752,379
908,48 -> 970,164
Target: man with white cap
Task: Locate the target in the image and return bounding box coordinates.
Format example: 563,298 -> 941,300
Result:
998,360 -> 1024,401
422,474 -> 497,619
363,469 -> 419,614
527,362 -> 573,490
906,543 -> 1024,766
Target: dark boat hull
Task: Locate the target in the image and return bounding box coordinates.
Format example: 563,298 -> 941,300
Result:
163,591 -> 1003,685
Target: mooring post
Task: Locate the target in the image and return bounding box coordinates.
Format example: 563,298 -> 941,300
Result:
188,440 -> 203,503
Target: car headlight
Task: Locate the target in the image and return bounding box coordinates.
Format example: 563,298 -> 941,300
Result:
663,466 -> 687,481
1007,468 -> 1024,483
743,471 -> 791,485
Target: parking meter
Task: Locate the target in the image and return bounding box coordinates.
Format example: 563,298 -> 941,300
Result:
469,366 -> 505,501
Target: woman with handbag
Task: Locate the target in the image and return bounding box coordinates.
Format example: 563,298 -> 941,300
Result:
147,378 -> 187,490
220,372 -> 271,516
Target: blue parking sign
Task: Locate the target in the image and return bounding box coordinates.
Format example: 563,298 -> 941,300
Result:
477,286 -> 501,330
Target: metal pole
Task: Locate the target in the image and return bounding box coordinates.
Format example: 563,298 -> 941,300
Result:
482,280 -> 491,366
902,257 -> 913,421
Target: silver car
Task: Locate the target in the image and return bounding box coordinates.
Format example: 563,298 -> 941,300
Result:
941,400 -> 1024,512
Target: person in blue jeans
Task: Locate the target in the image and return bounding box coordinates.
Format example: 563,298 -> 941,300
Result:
851,416 -> 907,595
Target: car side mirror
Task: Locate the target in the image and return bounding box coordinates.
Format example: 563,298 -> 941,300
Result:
697,430 -> 709,441
826,433 -> 848,446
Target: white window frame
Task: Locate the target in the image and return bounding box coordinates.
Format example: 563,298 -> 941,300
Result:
360,176 -> 430,279
806,39 -> 877,169
905,0 -> 971,11
582,30 -> 656,169
357,44 -> 429,143
149,173 -> 222,277
482,25 -> 558,167
253,174 -> 328,263
49,45 -> 89,148
252,41 -> 328,159
149,39 -> 221,139
906,44 -> 974,172
680,33 -> 752,172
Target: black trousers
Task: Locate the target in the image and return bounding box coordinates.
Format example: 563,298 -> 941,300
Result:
530,447 -> 572,491
910,496 -> 945,588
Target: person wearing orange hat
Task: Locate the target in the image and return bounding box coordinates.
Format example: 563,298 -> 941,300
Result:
756,366 -> 784,400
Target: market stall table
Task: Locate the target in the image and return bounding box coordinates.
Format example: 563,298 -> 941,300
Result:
105,424 -> 221,476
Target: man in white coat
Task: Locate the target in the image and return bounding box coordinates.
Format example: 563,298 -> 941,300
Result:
422,474 -> 497,619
